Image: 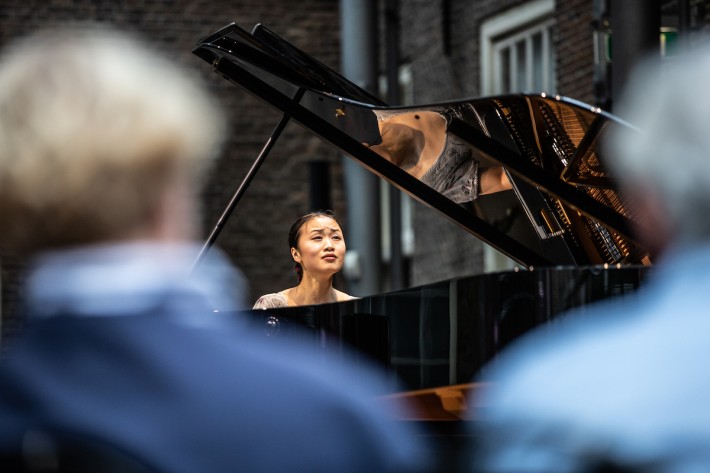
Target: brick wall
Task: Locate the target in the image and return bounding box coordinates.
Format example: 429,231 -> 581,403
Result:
556,0 -> 596,104
0,0 -> 344,339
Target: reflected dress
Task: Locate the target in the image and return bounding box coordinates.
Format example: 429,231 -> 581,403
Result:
375,103 -> 481,204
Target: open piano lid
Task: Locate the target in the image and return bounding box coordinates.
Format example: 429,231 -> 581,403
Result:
193,22 -> 651,269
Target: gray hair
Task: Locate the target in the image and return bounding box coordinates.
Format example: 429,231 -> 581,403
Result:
605,43 -> 710,243
0,24 -> 226,252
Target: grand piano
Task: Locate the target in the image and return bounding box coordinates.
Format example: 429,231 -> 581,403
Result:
192,23 -> 650,417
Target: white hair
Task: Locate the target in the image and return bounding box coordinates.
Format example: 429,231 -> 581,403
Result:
0,24 -> 226,252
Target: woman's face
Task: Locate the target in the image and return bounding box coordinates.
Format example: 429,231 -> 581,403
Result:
291,215 -> 346,279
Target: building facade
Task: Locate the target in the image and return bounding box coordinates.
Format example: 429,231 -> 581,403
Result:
1,1 -> 709,340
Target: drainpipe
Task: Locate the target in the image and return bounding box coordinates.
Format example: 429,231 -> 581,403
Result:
340,0 -> 382,296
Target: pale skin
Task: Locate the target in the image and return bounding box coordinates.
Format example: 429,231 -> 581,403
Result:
367,111 -> 511,195
281,215 -> 353,306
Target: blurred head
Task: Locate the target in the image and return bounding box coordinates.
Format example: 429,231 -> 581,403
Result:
0,24 -> 226,254
288,211 -> 345,282
605,44 -> 710,252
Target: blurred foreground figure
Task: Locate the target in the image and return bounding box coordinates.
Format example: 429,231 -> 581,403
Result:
0,26 -> 430,473
469,45 -> 710,473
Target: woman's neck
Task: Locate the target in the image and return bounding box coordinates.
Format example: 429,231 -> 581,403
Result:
288,275 -> 336,305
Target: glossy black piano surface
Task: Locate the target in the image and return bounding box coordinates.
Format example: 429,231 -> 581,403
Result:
193,23 -> 652,395
238,265 -> 646,393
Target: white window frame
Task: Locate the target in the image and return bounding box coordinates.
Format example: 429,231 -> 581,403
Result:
480,0 -> 556,95
480,0 -> 556,271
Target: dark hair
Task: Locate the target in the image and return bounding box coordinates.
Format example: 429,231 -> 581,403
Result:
288,210 -> 340,282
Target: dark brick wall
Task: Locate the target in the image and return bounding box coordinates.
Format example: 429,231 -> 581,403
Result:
0,0 -> 344,338
397,0 -> 527,104
556,0 -> 596,103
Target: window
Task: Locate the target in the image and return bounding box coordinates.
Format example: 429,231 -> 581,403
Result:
481,0 -> 556,95
480,0 -> 556,271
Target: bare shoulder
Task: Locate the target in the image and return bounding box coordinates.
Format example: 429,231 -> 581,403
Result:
335,289 -> 357,302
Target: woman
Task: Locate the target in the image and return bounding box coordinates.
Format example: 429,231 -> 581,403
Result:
367,104 -> 511,204
253,211 -> 354,309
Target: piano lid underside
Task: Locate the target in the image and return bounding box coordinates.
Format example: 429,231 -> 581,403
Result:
489,96 -> 649,265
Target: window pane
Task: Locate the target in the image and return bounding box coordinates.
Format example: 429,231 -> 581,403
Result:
515,40 -> 526,91
532,31 -> 543,91
481,6 -> 556,95
500,47 -> 510,94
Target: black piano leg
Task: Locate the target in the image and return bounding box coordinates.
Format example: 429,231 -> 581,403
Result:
191,88 -> 306,271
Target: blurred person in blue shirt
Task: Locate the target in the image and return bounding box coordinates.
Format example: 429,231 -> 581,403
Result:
0,25 -> 432,473
468,43 -> 710,473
